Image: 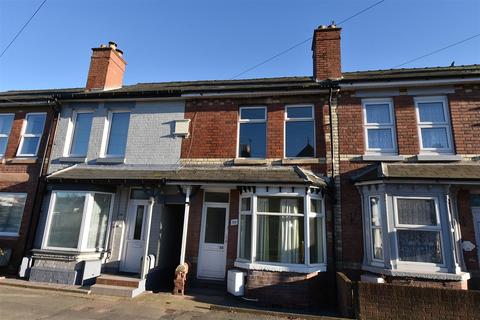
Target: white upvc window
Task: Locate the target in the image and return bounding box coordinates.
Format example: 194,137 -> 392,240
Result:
237,106 -> 267,158
42,191 -> 114,252
0,193 -> 27,237
0,114 -> 14,157
65,110 -> 94,157
17,113 -> 46,157
415,96 -> 453,154
101,111 -> 130,158
284,105 -> 315,158
368,196 -> 383,263
236,190 -> 326,272
362,99 -> 397,154
393,196 -> 445,268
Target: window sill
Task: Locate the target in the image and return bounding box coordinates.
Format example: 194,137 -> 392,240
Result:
5,157 -> 38,164
361,155 -> 405,162
415,154 -> 462,162
234,260 -> 326,273
0,233 -> 19,238
362,264 -> 470,281
233,158 -> 267,166
96,157 -> 125,164
59,157 -> 86,163
281,158 -> 320,165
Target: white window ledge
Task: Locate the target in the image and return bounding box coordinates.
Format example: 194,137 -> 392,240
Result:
96,157 -> 125,164
234,260 -> 326,274
362,155 -> 405,162
416,154 -> 462,162
59,157 -> 86,163
362,265 -> 470,281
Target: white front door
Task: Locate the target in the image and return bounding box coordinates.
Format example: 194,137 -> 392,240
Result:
121,200 -> 149,273
197,203 -> 229,279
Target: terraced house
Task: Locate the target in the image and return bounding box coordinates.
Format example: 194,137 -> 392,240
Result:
0,24 -> 479,310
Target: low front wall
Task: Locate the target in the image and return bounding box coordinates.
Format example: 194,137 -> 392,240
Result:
242,269 -> 334,308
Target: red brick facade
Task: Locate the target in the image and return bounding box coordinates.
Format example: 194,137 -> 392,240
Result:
0,107 -> 55,274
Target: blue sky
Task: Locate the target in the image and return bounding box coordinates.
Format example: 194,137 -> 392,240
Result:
0,0 -> 479,91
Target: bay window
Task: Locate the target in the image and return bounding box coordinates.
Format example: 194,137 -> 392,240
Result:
236,191 -> 326,271
0,193 -> 27,236
362,99 -> 397,154
43,191 -> 113,251
415,96 -> 453,154
238,107 -> 266,158
394,197 -> 443,264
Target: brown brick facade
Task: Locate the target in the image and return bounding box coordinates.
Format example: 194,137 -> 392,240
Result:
0,107 -> 55,274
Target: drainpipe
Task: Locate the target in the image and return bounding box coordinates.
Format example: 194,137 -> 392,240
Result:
179,185 -> 191,265
140,196 -> 155,279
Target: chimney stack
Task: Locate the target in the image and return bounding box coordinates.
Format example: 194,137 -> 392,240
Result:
85,41 -> 126,91
312,24 -> 342,81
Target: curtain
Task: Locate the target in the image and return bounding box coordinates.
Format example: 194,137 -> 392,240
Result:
366,104 -> 390,123
397,199 -> 436,225
421,128 -> 448,149
367,128 -> 393,149
418,102 -> 445,122
397,230 -> 442,263
87,194 -> 111,249
279,199 -> 301,264
256,198 -> 270,261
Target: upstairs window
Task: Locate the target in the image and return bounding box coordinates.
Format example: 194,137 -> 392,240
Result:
0,114 -> 14,157
285,105 -> 315,158
17,113 -> 46,157
104,111 -> 130,158
238,107 -> 266,158
362,99 -> 397,154
68,111 -> 93,157
415,96 -> 453,154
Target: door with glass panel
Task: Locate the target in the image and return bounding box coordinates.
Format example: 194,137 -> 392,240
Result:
197,200 -> 229,280
121,200 -> 149,273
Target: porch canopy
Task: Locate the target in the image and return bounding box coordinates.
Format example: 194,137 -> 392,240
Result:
352,162 -> 480,183
47,163 -> 328,188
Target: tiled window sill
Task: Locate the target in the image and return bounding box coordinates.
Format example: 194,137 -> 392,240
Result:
281,158 -> 320,165
361,155 -> 405,162
415,154 -> 462,162
59,157 -> 86,163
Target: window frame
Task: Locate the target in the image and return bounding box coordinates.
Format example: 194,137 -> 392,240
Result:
236,106 -> 267,159
41,190 -> 114,252
392,196 -> 446,269
284,104 -> 316,158
0,192 -> 27,237
367,195 -> 384,265
235,190 -> 326,272
0,113 -> 14,157
100,110 -> 130,158
414,96 -> 454,154
362,98 -> 397,155
16,112 -> 46,157
64,110 -> 94,157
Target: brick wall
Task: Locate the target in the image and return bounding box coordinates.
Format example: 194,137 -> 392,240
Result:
356,281 -> 480,320
182,97 -> 328,162
0,107 -> 54,274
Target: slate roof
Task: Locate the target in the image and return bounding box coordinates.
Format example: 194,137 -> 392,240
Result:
353,163 -> 480,183
1,64 -> 479,101
47,164 -> 328,187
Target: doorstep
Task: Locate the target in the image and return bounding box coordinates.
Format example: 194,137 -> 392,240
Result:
0,277 -> 91,295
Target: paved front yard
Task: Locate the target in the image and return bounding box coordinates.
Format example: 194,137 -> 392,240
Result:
0,285 -> 336,320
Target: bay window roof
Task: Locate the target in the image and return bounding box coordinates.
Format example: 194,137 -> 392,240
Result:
47,164 -> 328,188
